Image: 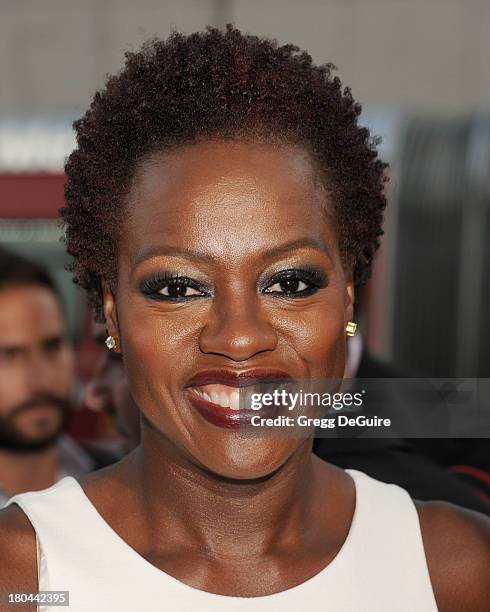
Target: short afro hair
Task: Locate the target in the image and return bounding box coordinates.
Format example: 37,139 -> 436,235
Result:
61,24 -> 387,321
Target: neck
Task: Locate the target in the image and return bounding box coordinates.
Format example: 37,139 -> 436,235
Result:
126,426 -> 327,561
0,444 -> 60,496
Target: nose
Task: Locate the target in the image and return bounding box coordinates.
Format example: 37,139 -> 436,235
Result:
199,293 -> 277,361
26,350 -> 62,395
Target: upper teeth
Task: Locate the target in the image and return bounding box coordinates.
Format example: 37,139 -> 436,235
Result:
190,384 -> 240,410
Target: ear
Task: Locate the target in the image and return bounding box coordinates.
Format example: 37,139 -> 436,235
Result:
344,274 -> 355,324
102,282 -> 121,352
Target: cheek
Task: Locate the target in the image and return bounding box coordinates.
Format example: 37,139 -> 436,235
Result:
57,348 -> 75,386
0,367 -> 26,411
118,302 -> 200,415
272,299 -> 347,377
321,323 -> 347,378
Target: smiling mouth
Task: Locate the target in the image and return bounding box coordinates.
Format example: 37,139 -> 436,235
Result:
188,384 -> 241,410
186,382 -> 292,429
184,369 -> 293,429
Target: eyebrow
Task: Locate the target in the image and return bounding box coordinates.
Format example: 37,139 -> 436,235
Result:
264,238 -> 331,260
134,246 -> 217,267
0,334 -> 65,352
133,238 -> 331,269
0,344 -> 24,353
41,334 -> 64,345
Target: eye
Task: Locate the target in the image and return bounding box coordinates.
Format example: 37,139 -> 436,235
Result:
158,283 -> 204,299
140,274 -> 209,302
263,267 -> 328,298
43,337 -> 63,353
0,347 -> 20,364
265,278 -> 310,294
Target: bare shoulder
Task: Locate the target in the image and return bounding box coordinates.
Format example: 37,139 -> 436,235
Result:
0,505 -> 38,611
416,499 -> 490,612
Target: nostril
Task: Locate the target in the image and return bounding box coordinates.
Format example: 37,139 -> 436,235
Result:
198,311 -> 278,361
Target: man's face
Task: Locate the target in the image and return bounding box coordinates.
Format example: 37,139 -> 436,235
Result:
83,323 -> 141,453
0,285 -> 75,451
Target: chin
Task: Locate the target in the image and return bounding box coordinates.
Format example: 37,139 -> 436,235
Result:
195,437 -> 301,481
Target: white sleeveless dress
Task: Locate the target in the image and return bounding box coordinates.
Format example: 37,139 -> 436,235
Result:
6,469 -> 438,611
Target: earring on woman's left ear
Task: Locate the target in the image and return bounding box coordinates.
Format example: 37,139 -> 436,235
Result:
345,321 -> 357,337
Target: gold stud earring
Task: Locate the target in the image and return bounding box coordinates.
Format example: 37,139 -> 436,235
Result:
105,335 -> 120,351
345,321 -> 357,337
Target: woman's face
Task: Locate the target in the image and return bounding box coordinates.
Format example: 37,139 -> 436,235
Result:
105,140 -> 354,479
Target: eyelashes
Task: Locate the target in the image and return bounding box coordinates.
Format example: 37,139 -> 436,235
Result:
262,267 -> 327,298
139,266 -> 328,302
140,273 -> 208,301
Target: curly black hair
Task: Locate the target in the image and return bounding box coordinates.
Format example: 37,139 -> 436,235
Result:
61,24 -> 387,321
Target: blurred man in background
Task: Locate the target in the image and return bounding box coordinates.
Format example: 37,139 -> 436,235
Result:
0,247 -> 96,507
83,322 -> 140,455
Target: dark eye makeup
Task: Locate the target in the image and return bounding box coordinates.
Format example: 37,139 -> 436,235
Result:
140,273 -> 208,301
139,265 -> 328,302
262,266 -> 328,298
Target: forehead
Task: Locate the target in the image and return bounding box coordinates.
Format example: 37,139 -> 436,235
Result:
123,140 -> 338,265
0,286 -> 64,344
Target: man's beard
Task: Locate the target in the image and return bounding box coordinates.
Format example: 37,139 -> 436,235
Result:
0,393 -> 71,453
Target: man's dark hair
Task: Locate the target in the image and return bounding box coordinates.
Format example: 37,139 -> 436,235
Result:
61,24 -> 387,321
0,246 -> 60,299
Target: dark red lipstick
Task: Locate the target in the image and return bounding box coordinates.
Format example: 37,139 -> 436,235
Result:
185,368 -> 293,429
